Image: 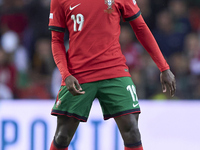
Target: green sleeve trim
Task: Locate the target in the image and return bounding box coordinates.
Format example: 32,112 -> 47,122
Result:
125,11 -> 141,22
49,26 -> 65,32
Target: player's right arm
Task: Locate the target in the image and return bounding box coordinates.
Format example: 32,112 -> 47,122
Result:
49,0 -> 84,96
51,31 -> 85,96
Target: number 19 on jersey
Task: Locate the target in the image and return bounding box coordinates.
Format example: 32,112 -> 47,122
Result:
71,14 -> 84,32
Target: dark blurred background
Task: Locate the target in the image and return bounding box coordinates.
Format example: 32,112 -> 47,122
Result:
0,0 -> 199,100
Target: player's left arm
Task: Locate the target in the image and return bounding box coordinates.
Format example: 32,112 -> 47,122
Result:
129,15 -> 176,97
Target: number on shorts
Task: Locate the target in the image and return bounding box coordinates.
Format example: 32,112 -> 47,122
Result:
127,85 -> 138,102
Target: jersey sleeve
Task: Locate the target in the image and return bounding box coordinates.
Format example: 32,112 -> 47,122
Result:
48,0 -> 66,32
51,31 -> 71,81
120,0 -> 141,22
129,15 -> 170,72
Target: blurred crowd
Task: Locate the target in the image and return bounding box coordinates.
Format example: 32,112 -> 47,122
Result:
0,0 -> 200,100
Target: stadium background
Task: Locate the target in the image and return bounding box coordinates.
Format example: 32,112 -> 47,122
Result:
0,0 -> 200,150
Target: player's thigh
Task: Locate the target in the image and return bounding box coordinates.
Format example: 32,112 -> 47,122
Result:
114,113 -> 141,143
114,113 -> 139,131
52,82 -> 98,122
55,115 -> 80,138
97,77 -> 141,120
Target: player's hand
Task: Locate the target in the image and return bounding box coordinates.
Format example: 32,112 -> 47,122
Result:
65,75 -> 85,96
160,69 -> 176,97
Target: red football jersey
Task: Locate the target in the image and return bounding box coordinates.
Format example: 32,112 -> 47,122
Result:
49,0 -> 141,84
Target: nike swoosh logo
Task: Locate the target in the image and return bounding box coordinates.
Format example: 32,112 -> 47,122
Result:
69,3 -> 81,10
133,103 -> 139,107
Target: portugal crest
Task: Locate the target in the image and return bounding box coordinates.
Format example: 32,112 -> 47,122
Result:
104,0 -> 114,14
56,99 -> 61,108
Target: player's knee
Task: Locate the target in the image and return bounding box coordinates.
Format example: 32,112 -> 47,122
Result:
123,125 -> 141,143
129,125 -> 140,136
55,134 -> 70,147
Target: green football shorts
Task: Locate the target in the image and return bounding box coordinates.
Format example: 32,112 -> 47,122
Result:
51,77 -> 141,122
